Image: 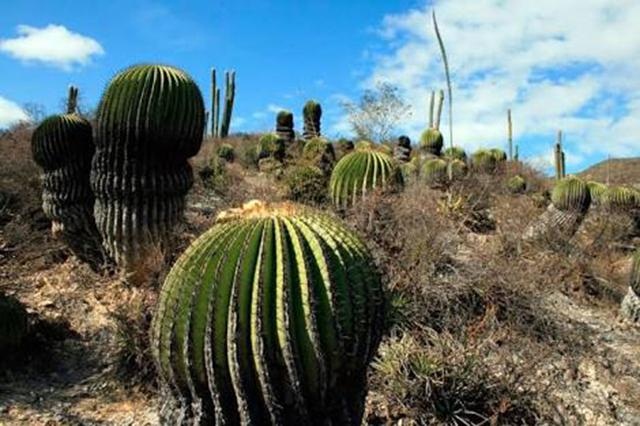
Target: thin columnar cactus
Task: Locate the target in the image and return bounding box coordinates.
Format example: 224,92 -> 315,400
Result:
151,200 -> 385,424
220,70 -> 236,138
67,85 -> 79,114
303,100 -> 322,140
554,131 -> 564,180
621,249 -> 640,323
525,176 -> 591,240
92,64 -> 205,270
276,110 -> 295,144
32,113 -> 99,252
0,292 -> 28,353
507,109 -> 513,161
330,148 -> 403,208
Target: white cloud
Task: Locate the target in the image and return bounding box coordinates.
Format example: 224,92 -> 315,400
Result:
267,104 -> 287,114
0,96 -> 28,128
0,24 -> 104,70
345,0 -> 640,172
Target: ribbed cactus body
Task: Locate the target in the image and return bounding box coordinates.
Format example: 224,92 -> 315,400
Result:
0,292 -> 28,352
302,100 -> 322,140
471,149 -> 497,173
603,186 -> 640,212
443,146 -> 466,161
151,201 -> 384,424
32,114 -> 97,244
329,149 -> 403,208
507,175 -> 526,194
551,176 -> 591,213
92,64 -> 205,267
421,158 -> 448,188
419,128 -> 443,156
587,181 -> 607,206
276,110 -> 295,144
489,148 -> 507,162
448,158 -> 467,180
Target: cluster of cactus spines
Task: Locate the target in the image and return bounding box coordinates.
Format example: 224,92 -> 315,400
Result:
210,68 -> 236,138
554,130 -> 566,180
0,292 -> 28,353
443,146 -> 466,161
507,175 -> 526,194
394,135 -> 411,163
66,85 -> 79,114
92,64 -> 205,268
275,110 -> 295,144
587,181 -> 607,206
603,186 -> 640,212
302,100 -> 322,140
151,200 -> 384,424
421,158 -> 448,188
471,149 -> 497,173
330,148 -> 402,208
32,113 -> 99,251
525,176 -> 591,240
621,249 -> 640,323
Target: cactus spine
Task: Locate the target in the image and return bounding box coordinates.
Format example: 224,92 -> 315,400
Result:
151,200 -> 384,424
32,113 -> 99,254
92,64 -> 205,270
303,100 -> 322,140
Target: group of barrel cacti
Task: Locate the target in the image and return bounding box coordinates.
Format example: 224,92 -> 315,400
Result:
32,64 -> 205,275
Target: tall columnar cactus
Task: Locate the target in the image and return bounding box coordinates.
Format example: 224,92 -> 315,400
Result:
151,200 -> 385,424
471,149 -> 497,173
276,110 -> 295,144
507,109 -> 513,161
211,68 -> 236,138
330,148 -> 403,208
525,176 -> 591,240
554,130 -> 566,180
421,158 -> 448,188
0,292 -> 28,353
67,85 -> 79,114
394,135 -> 411,163
32,113 -> 99,251
621,249 -> 640,323
303,100 -> 322,140
92,64 -> 205,269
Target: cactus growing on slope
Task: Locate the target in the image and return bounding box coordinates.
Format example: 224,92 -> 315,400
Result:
32,113 -> 100,254
471,149 -> 497,173
151,200 -> 385,424
302,100 -> 322,140
525,176 -> 591,241
92,64 -> 205,270
329,148 -> 403,208
507,175 -> 526,194
421,158 -> 448,188
443,146 -> 466,161
275,110 -> 295,144
586,181 -> 607,206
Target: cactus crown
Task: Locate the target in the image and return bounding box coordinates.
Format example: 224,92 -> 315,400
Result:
551,176 -> 591,212
302,137 -> 334,160
354,140 -> 374,152
32,114 -> 93,170
276,110 -> 294,128
151,200 -> 384,424
419,128 -> 443,155
443,146 -> 466,161
397,135 -> 411,149
97,64 -> 205,157
257,133 -> 285,159
330,149 -> 402,208
303,100 -> 322,119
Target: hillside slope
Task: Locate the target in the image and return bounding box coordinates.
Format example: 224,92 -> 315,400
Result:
579,157 -> 640,185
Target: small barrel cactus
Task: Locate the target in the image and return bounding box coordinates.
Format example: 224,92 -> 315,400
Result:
394,135 -> 411,163
586,181 -> 607,206
507,175 -> 527,194
257,133 -> 285,161
603,186 -> 640,212
471,149 -> 497,173
216,143 -> 235,162
525,176 -> 591,240
421,158 -> 448,188
302,100 -> 322,140
0,292 -> 28,354
92,64 -> 205,269
151,200 -> 385,424
489,148 -> 507,162
276,110 -> 295,144
448,158 -> 467,180
330,149 -> 403,208
31,113 -> 99,250
443,146 -> 466,161
419,128 -> 443,156
621,249 -> 640,323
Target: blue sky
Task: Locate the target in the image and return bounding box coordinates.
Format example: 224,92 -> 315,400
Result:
1,0 -> 639,174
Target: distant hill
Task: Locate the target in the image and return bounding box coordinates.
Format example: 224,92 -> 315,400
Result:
578,157 -> 640,186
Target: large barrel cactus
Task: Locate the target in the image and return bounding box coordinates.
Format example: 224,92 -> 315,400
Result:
329,148 -> 403,208
151,200 -> 385,424
302,100 -> 322,140
31,113 -> 99,251
92,64 -> 205,268
419,128 -> 443,156
621,249 -> 640,323
525,176 -> 591,241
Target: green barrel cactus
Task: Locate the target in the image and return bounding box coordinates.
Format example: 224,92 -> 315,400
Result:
257,133 -> 286,162
329,149 -> 403,208
419,128 -> 443,156
217,143 -> 235,162
603,186 -> 640,212
525,176 -> 591,240
621,249 -> 640,322
443,146 -> 466,161
586,181 -> 607,206
151,200 -> 385,424
92,64 -> 205,268
471,149 -> 497,173
507,175 -> 526,194
276,110 -> 295,144
0,292 -> 28,353
302,100 -> 322,140
31,113 -> 100,250
354,140 -> 374,152
489,148 -> 507,162
421,158 -> 448,188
